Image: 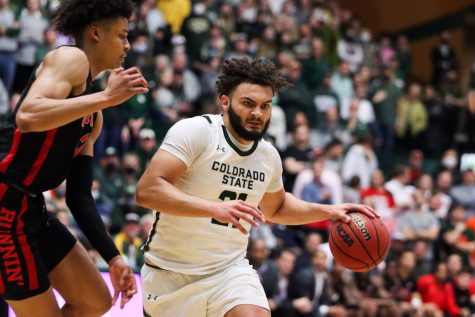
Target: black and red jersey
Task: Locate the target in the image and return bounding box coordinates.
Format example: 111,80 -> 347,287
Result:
0,69 -> 97,194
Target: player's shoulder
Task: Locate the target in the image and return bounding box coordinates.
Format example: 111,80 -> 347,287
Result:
167,115 -> 218,140
44,46 -> 89,66
43,46 -> 89,82
259,137 -> 280,155
173,114 -> 220,129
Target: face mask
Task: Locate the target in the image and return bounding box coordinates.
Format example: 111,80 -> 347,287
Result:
91,190 -> 100,200
125,167 -> 136,175
360,32 -> 371,43
105,162 -> 116,173
133,42 -> 148,54
442,156 -> 457,169
193,3 -> 206,15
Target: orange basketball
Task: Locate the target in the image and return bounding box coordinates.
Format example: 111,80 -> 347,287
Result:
329,212 -> 390,272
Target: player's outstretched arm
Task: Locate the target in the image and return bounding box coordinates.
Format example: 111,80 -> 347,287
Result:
16,46 -> 148,132
66,115 -> 137,307
260,189 -> 378,225
136,149 -> 265,234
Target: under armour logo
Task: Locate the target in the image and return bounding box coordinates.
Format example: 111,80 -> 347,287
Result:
147,294 -> 159,301
217,145 -> 226,152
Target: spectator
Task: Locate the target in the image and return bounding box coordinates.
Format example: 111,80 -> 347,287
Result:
440,148 -> 461,182
301,37 -> 332,92
330,60 -> 353,120
383,251 -> 419,316
440,205 -> 475,269
156,0 -> 191,34
120,88 -> 152,152
135,128 -> 159,174
450,168 -> 475,216
248,238 -> 271,272
341,133 -> 378,188
301,156 -> 333,238
337,27 -> 363,73
267,95 -> 287,151
416,174 -> 433,200
293,150 -> 344,206
397,189 -> 440,262
322,138 -> 345,174
408,149 -> 425,185
378,36 -> 395,67
395,82 -> 428,152
0,0 -> 19,93
93,146 -> 124,201
12,0 -> 48,92
282,124 -> 314,192
396,34 -> 412,82
423,84 -> 447,156
180,3 -> 211,64
361,169 -> 397,237
35,26 -> 58,64
417,263 -> 460,317
358,27 -> 379,66
294,232 -> 323,273
451,270 -> 475,316
314,107 -> 352,150
289,250 -> 348,317
352,83 -> 377,136
280,59 -> 315,129
431,31 -> 458,88
385,164 -> 414,212
370,66 -> 403,153
259,248 -> 296,317
313,72 -> 339,127
113,213 -> 144,272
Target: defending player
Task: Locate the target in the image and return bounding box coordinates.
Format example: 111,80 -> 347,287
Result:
136,58 -> 377,317
0,0 -> 148,316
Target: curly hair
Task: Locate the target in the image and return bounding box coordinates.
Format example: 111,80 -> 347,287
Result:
215,58 -> 290,97
53,0 -> 134,38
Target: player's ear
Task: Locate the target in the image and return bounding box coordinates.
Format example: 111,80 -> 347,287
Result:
89,25 -> 101,42
220,95 -> 230,111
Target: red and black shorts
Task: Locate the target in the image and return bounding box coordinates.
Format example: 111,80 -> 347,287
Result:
0,183 -> 76,300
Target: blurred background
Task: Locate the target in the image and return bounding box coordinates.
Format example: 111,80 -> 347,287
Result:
3,0 -> 475,316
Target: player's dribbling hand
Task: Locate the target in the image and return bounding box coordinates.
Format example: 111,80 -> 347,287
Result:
326,203 -> 379,223
211,200 -> 266,234
108,255 -> 137,309
103,67 -> 149,107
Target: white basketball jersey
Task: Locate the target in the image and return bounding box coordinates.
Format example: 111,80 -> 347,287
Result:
143,115 -> 283,275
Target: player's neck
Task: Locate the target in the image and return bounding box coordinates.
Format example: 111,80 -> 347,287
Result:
80,44 -> 105,79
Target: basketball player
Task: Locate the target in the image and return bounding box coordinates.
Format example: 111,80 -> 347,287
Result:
0,0 -> 148,316
136,58 -> 378,317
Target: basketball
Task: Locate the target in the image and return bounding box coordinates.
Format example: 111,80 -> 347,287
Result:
329,212 -> 390,272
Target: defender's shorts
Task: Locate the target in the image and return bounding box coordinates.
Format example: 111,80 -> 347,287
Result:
141,258 -> 269,317
0,183 -> 76,300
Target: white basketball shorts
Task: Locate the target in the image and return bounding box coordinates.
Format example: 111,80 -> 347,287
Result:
141,258 -> 269,317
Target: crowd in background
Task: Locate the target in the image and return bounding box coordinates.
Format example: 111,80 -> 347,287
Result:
2,0 -> 475,316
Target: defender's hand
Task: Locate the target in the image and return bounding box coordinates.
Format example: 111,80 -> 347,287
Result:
109,256 -> 137,309
103,67 -> 149,107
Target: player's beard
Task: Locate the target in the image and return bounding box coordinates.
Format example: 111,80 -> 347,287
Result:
228,103 -> 270,142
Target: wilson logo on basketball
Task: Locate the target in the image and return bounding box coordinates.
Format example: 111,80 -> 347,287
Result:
336,223 -> 353,247
350,213 -> 371,241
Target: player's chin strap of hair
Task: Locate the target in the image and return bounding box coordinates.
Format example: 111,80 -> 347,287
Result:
66,155 -> 120,263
